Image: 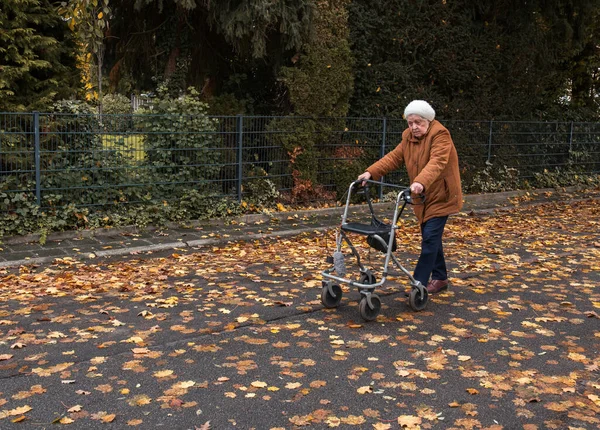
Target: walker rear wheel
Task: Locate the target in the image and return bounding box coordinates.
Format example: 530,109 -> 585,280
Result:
321,284 -> 343,308
408,287 -> 428,311
359,295 -> 381,321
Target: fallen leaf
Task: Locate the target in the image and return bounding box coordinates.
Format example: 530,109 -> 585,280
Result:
398,415 -> 422,428
153,369 -> 174,378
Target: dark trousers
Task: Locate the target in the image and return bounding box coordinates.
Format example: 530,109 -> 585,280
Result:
413,216 -> 448,286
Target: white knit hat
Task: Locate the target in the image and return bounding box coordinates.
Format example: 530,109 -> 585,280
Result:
404,100 -> 435,121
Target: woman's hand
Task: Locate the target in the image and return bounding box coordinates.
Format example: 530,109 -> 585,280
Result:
410,182 -> 424,194
357,171 -> 371,186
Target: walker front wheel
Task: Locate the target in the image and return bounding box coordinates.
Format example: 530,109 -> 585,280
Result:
359,294 -> 381,321
321,284 -> 343,308
409,287 -> 428,311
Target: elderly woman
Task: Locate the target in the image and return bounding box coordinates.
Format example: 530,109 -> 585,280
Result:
357,100 -> 463,294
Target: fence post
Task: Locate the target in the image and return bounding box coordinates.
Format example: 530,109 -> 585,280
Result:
379,117 -> 387,200
236,114 -> 243,203
34,112 -> 41,206
487,120 -> 493,163
569,121 -> 574,152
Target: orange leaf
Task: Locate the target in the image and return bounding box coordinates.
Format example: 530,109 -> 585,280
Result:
102,413 -> 116,423
398,415 -> 422,427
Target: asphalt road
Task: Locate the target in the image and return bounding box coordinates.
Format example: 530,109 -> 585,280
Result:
0,189 -> 599,429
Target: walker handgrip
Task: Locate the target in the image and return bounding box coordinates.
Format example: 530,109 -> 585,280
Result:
401,188 -> 425,204
352,179 -> 369,194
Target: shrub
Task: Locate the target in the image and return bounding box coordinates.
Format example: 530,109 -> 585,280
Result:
467,161 -> 521,193
136,86 -> 221,198
42,100 -> 145,206
242,167 -> 279,207
102,93 -> 132,115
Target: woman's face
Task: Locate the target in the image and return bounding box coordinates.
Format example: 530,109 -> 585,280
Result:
406,114 -> 430,138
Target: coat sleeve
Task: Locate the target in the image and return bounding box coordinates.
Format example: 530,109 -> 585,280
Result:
413,129 -> 452,189
366,140 -> 405,181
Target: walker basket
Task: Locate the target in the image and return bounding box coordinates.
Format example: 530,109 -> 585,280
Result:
366,217 -> 397,253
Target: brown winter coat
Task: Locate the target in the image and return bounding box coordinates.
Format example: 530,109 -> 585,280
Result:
366,120 -> 463,223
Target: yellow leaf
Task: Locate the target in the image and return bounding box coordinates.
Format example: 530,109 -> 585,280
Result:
98,12 -> 103,19
153,369 -> 174,378
128,419 -> 143,426
567,352 -> 586,362
357,386 -> 372,394
128,395 -> 151,406
60,417 -> 75,424
276,203 -> 286,212
251,381 -> 267,388
9,405 -> 32,416
342,415 -> 366,425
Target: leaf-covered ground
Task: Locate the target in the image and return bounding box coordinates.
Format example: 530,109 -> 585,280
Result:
0,198 -> 599,429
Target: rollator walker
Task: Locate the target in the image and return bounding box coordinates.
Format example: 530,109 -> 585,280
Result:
321,179 -> 428,321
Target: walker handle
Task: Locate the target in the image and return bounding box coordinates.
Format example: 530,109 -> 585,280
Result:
401,188 -> 426,205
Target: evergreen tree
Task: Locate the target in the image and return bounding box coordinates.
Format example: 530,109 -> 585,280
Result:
279,0 -> 354,117
0,0 -> 78,111
347,0 -> 600,121
104,0 -> 316,113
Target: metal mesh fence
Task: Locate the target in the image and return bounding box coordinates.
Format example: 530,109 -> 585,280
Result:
1,113 -> 599,211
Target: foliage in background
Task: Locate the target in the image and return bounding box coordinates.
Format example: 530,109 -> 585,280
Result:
136,86 -> 221,196
279,0 -> 354,117
58,0 -> 112,112
467,162 -> 521,194
0,183 -> 242,242
1,110 -> 599,239
41,100 -> 143,207
270,1 -> 354,201
533,150 -> 600,189
0,0 -> 79,111
241,167 -> 280,208
101,93 -> 132,115
103,0 -> 315,113
347,0 -> 600,121
3,0 -> 600,120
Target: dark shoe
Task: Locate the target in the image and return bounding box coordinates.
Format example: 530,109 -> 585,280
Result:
426,279 -> 449,294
